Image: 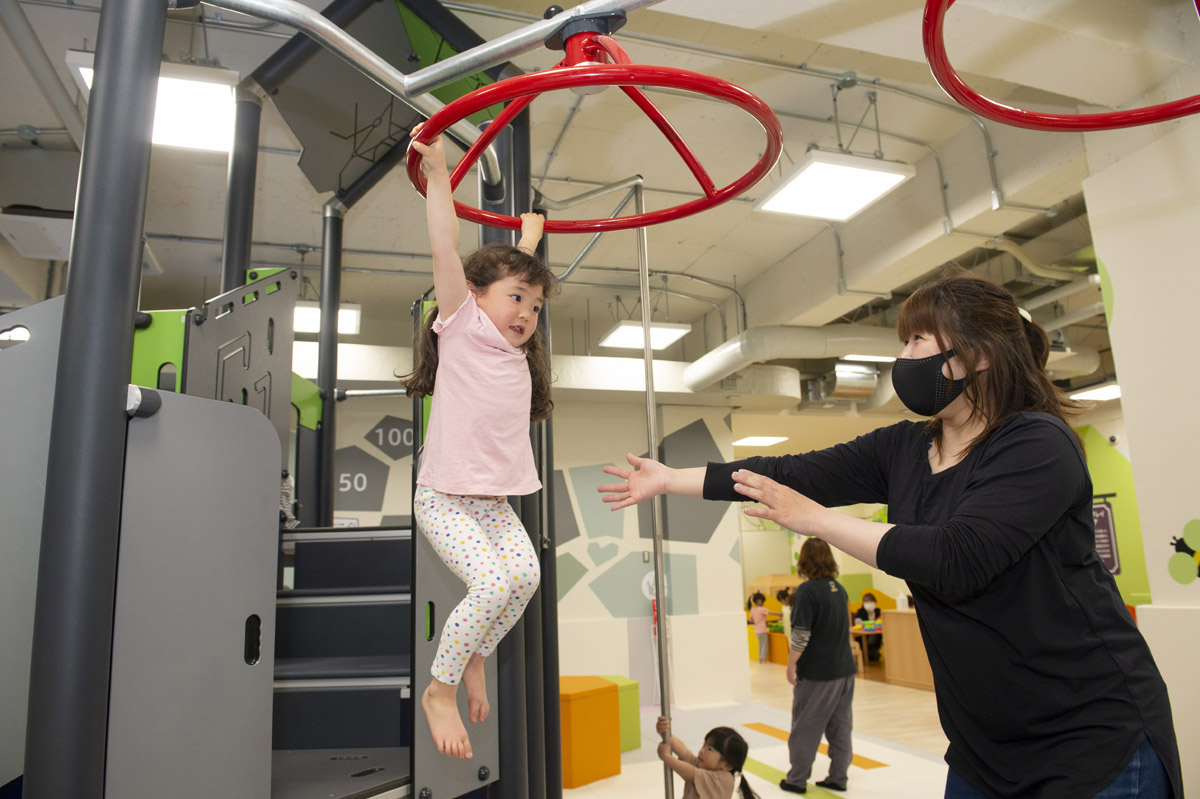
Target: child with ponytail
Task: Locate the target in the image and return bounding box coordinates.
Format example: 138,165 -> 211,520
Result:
656,717 -> 760,799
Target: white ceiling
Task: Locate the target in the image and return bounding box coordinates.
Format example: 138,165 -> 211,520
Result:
2,0 -> 1194,446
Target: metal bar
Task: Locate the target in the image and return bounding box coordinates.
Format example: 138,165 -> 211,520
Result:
316,197 -> 346,527
0,0 -> 85,148
554,186 -> 636,282
24,1 -> 167,796
398,0 -> 663,98
636,183 -> 674,799
219,86 -> 263,293
202,0 -> 505,184
247,0 -> 376,93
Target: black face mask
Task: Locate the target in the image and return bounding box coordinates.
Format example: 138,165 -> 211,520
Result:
891,348 -> 964,416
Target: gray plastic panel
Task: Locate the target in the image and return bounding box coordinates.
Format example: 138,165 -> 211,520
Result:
271,748 -> 409,799
412,520 -> 501,797
105,392 -> 281,799
181,270 -> 299,468
268,1 -> 423,195
0,297 -> 64,788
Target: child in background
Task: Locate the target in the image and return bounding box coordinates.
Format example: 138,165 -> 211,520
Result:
745,592 -> 777,664
403,127 -> 559,759
656,717 -> 760,799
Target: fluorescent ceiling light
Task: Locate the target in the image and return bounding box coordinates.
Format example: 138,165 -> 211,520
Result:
1069,381 -> 1121,402
733,436 -> 789,447
65,50 -> 237,152
598,319 -> 691,350
842,353 -> 897,363
754,149 -> 915,221
294,301 -> 362,335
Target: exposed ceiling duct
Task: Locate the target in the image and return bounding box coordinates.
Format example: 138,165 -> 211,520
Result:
683,324 -> 903,392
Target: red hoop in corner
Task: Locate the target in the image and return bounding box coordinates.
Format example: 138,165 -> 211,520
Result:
923,0 -> 1200,131
406,57 -> 783,233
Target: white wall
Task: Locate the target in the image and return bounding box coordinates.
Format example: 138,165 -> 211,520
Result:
1083,114 -> 1200,792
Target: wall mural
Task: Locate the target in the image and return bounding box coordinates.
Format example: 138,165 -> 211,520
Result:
554,419 -> 732,618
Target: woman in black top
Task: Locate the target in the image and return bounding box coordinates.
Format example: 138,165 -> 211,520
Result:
599,267 -> 1182,799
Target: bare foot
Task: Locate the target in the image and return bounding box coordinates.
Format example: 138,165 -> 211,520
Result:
421,679 -> 472,758
463,654 -> 490,724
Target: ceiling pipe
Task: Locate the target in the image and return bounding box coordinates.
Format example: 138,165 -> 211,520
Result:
682,324 -> 900,391
0,0 -> 85,149
988,237 -> 1087,281
1021,273 -> 1101,311
1042,301 -> 1106,333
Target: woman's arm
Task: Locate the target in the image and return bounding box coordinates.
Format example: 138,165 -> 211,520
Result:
732,469 -> 893,567
598,452 -> 706,510
410,130 -> 468,314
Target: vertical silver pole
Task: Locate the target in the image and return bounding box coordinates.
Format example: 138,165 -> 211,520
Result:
635,184 -> 674,799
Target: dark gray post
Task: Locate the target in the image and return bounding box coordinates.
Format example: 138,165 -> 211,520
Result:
219,86 -> 263,293
532,220 -> 563,799
316,198 -> 346,527
24,1 -> 167,797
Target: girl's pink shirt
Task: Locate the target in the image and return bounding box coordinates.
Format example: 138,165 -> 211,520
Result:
749,605 -> 769,634
416,293 -> 541,496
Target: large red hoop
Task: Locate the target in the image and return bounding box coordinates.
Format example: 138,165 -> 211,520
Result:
406,61 -> 783,233
923,0 -> 1200,131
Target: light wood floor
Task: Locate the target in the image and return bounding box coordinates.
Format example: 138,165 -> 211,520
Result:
747,659 -> 950,759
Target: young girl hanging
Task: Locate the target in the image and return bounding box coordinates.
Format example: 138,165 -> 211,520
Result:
403,127 -> 559,759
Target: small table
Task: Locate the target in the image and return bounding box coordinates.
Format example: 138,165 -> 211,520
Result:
850,626 -> 882,667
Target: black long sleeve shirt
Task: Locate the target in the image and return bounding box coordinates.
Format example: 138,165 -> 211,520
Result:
704,413 -> 1182,799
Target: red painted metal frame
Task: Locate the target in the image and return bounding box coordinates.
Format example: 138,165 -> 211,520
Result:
406,33 -> 783,233
923,0 -> 1200,131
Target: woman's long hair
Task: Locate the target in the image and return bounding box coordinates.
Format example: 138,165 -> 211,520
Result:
896,265 -> 1082,454
797,537 -> 839,580
703,727 -> 760,799
401,242 -> 560,421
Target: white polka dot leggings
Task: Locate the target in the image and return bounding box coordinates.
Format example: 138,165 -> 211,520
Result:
415,486 -> 541,686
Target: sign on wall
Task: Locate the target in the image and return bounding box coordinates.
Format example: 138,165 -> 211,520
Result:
1093,495 -> 1120,575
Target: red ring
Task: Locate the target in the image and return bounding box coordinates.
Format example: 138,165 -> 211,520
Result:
406,63 -> 783,233
923,0 -> 1200,131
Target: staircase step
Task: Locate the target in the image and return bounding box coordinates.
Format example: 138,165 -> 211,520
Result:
272,685 -> 411,751
291,536 -> 411,593
275,594 -> 410,661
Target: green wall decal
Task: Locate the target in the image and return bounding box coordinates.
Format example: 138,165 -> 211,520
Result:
1167,519 -> 1200,585
587,542 -> 619,566
1078,425 -> 1151,604
568,464 -> 625,540
1096,256 -> 1114,324
588,552 -> 698,618
556,552 -> 588,602
729,538 -> 741,564
840,573 -> 874,605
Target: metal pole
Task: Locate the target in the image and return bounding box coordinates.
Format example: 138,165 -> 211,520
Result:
532,215 -> 563,799
219,85 -> 263,293
316,197 -> 346,527
24,1 -> 167,797
636,183 -> 674,798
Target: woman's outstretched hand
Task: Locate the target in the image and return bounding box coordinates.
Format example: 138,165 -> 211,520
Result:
732,469 -> 825,535
598,453 -> 669,510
